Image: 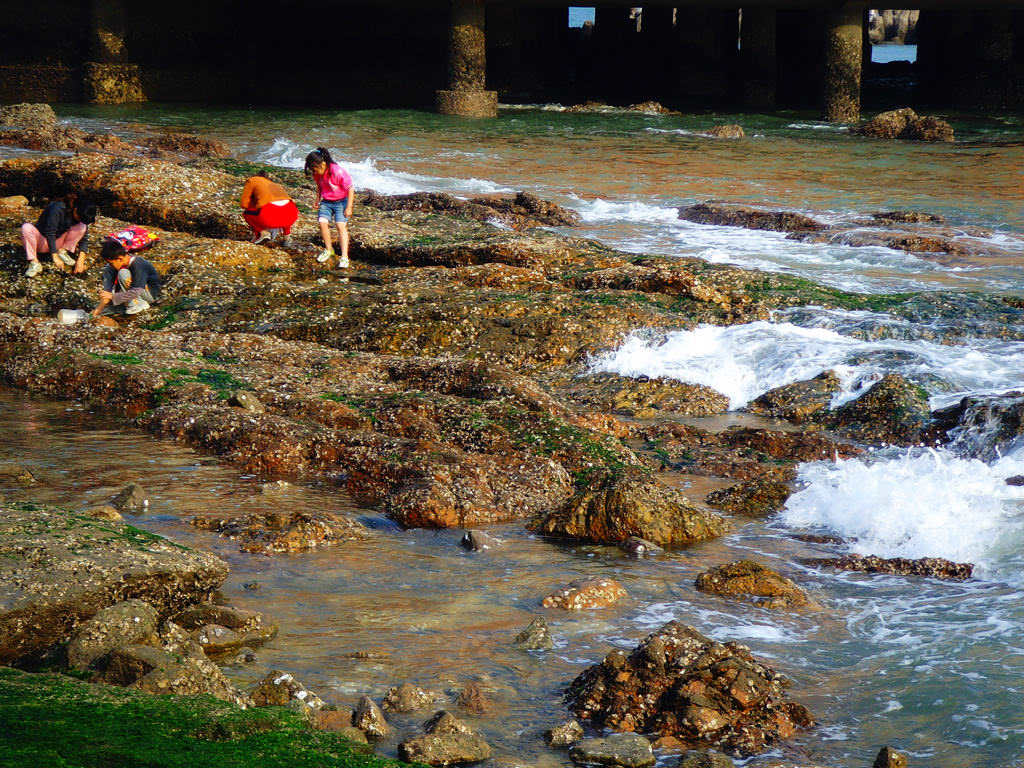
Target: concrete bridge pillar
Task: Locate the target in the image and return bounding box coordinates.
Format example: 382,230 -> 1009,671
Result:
742,7 -> 777,110
437,0 -> 498,118
823,2 -> 864,122
84,0 -> 145,103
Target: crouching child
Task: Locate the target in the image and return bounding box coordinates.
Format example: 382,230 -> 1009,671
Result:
92,238 -> 162,319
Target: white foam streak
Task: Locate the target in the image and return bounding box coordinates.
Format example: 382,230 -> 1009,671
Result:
254,137 -> 510,196
782,448 -> 1024,575
590,315 -> 1024,410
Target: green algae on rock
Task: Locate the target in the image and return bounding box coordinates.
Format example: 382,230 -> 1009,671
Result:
0,503 -> 228,666
0,667 -> 391,768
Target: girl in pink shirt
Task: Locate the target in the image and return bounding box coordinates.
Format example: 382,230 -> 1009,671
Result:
304,147 -> 354,269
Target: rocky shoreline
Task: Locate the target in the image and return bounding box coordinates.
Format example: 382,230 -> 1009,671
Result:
0,106 -> 1007,767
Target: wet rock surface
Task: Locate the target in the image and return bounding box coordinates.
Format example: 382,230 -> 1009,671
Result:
191,510 -> 368,554
702,125 -> 745,139
678,203 -> 825,234
747,372 -> 841,423
694,561 -> 814,609
362,190 -> 580,230
513,616 -> 554,650
250,669 -> 326,710
66,599 -> 159,669
826,375 -> 931,445
852,108 -> 955,142
0,503 -> 227,666
570,733 -> 656,768
678,750 -> 735,768
704,470 -> 794,517
398,710 -> 492,766
563,372 -> 729,418
383,682 -> 442,713
873,745 -> 908,768
803,554 -> 973,580
353,694 -> 392,739
546,718 -> 584,747
568,621 -> 813,755
530,475 -> 727,547
542,577 -> 627,610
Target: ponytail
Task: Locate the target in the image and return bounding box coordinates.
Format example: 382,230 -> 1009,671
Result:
304,147 -> 334,177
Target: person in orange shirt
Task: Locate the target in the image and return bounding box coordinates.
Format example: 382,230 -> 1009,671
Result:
239,171 -> 299,246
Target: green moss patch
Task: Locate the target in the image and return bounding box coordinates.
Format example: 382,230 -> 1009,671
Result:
0,667 -> 399,768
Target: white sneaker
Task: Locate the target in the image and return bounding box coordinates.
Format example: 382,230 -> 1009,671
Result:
315,248 -> 333,263
253,231 -> 272,245
337,256 -> 350,269
57,249 -> 76,266
25,260 -> 42,278
281,236 -> 293,248
125,298 -> 150,315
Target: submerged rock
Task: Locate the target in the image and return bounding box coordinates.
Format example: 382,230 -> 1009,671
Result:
456,680 -> 493,714
620,536 -> 664,557
678,751 -> 735,768
872,211 -> 945,225
678,203 -> 825,234
191,510 -> 367,554
568,621 -> 812,755
546,719 -> 584,747
701,125 -> 745,139
542,578 -> 627,610
513,617 -> 554,650
398,710 -> 492,766
570,734 -> 655,768
0,504 -> 227,666
0,461 -> 38,486
694,561 -> 813,609
530,475 -> 727,548
803,554 -> 972,580
703,470 -> 794,517
84,505 -> 123,522
66,599 -> 159,669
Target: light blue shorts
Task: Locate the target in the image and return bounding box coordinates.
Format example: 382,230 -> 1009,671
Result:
318,197 -> 349,224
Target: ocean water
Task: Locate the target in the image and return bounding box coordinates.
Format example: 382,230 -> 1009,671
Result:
11,104 -> 1024,765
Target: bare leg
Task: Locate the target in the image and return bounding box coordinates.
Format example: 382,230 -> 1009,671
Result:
319,220 -> 333,252
336,222 -> 349,260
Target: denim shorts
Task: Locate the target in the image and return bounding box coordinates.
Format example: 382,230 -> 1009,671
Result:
318,197 -> 349,223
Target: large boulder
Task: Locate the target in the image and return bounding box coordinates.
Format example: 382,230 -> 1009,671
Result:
0,103 -> 57,130
530,475 -> 727,548
0,504 -> 228,666
568,621 -> 813,755
694,561 -> 814,609
826,375 -> 931,445
398,711 -> 492,766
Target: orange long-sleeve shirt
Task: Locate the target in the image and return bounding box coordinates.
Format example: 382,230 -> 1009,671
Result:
240,176 -> 291,210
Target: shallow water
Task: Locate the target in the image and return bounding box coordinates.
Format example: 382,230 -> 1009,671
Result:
3,388 -> 1024,767
53,103 -> 1024,295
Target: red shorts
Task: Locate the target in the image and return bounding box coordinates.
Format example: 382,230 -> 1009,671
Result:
243,200 -> 299,235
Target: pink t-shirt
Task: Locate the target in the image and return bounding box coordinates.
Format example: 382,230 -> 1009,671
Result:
316,162 -> 353,202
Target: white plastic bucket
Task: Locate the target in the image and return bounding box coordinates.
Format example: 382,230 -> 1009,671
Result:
57,309 -> 88,325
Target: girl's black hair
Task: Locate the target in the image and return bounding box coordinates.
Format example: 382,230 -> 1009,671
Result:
100,237 -> 128,261
76,201 -> 98,225
304,147 -> 333,177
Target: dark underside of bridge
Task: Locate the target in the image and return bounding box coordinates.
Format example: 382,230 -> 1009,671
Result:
0,1 -> 1022,118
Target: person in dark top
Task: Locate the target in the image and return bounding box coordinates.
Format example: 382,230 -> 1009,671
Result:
21,195 -> 97,278
92,238 -> 162,319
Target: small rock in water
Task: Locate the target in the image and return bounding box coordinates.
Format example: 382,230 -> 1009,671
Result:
678,751 -> 735,768
873,746 -> 908,768
353,695 -> 391,740
803,554 -> 972,581
545,719 -> 584,747
619,536 -> 663,557
192,623 -> 243,656
542,578 -> 627,610
694,560 -> 815,609
570,734 -> 655,768
702,124 -> 745,139
457,680 -> 492,714
228,390 -> 264,413
382,682 -> 441,713
251,670 -> 325,711
243,581 -> 261,591
0,461 -> 38,486
1006,475 -> 1024,486
460,529 -> 500,551
84,505 -> 123,522
108,482 -> 148,513
513,617 -> 554,650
